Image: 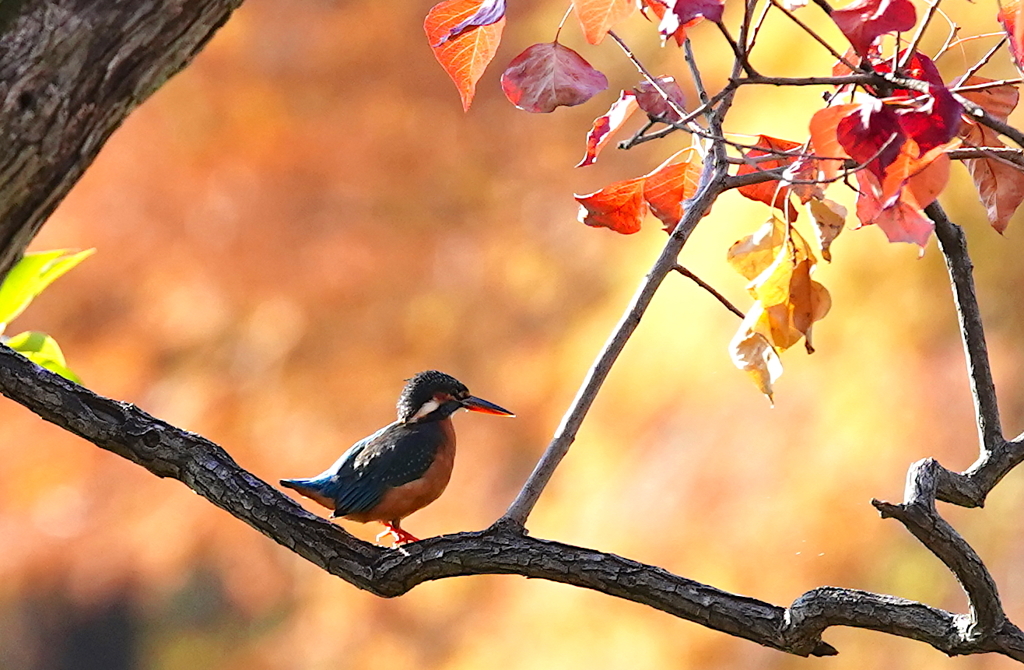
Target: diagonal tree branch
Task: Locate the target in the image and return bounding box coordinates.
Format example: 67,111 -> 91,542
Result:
502,156 -> 731,527
7,343 -> 1024,660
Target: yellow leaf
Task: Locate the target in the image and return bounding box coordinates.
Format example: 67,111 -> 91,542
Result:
729,306 -> 783,403
726,217 -> 786,282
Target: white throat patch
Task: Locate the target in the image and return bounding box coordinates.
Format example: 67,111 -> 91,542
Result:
411,398 -> 442,421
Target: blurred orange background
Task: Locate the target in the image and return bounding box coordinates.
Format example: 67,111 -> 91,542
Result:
2,0 -> 1024,668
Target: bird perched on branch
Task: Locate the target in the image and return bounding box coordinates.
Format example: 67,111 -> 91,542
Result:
280,370 -> 514,545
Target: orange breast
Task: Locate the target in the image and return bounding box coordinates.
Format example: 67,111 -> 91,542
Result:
344,418 -> 457,524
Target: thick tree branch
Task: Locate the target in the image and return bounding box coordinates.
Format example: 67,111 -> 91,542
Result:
8,343 -> 1024,659
929,203 -> 1003,454
0,0 -> 243,280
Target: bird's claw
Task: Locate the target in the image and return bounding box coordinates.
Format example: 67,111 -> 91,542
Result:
377,522 -> 420,548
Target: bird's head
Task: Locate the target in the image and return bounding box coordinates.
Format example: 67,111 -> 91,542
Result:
397,370 -> 515,423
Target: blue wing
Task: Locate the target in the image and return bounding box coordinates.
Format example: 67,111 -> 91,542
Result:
281,421 -> 445,517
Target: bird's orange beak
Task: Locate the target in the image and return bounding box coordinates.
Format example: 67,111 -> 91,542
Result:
462,395 -> 515,417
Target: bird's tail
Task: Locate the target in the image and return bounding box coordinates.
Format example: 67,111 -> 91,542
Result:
280,477 -> 338,511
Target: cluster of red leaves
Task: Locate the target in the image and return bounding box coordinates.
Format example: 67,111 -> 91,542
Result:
424,0 -> 717,110
422,0 -> 1024,400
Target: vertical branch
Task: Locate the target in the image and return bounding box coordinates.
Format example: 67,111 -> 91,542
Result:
927,202 -> 1003,454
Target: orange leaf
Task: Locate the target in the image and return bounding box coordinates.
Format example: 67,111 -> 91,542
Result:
574,0 -> 637,45
575,176 -> 648,233
737,135 -> 803,220
809,104 -> 858,181
425,0 -> 506,111
960,121 -> 1024,233
643,150 -> 702,232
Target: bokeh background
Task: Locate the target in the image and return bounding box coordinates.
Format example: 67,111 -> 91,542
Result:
2,0 -> 1023,668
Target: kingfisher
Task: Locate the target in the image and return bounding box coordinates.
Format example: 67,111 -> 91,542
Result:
280,370 -> 514,545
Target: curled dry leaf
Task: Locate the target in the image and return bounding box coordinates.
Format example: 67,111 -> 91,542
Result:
956,76 -> 1020,123
728,216 -> 831,363
807,197 -> 847,262
633,76 -> 687,123
425,0 -> 506,110
501,42 -> 609,114
575,176 -> 649,233
831,0 -> 915,57
960,122 -> 1024,233
955,76 -> 1024,232
577,91 -> 639,167
782,156 -> 825,204
574,0 -> 637,45
729,313 -> 783,404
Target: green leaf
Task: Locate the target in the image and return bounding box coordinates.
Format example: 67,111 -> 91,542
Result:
6,330 -> 82,383
0,248 -> 95,334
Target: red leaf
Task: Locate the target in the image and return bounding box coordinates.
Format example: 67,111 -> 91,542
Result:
432,0 -> 506,46
998,0 -> 1024,71
574,0 -> 637,45
659,0 -> 724,39
836,99 -> 905,181
501,42 -> 609,113
831,0 -> 915,56
643,150 -> 702,231
577,91 -> 639,167
737,135 -> 803,221
425,0 -> 506,111
855,172 -> 934,247
575,177 -> 649,233
960,121 -> 1024,233
633,76 -> 687,123
894,84 -> 962,153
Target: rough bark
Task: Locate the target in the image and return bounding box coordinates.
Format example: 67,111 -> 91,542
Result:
4,343 -> 1024,660
0,0 -> 243,279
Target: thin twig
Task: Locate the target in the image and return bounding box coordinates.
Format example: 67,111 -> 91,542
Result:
899,0 -> 942,69
955,37 -> 1009,87
770,0 -> 857,72
608,30 -> 695,131
684,37 -> 711,108
673,265 -> 746,318
716,20 -> 759,76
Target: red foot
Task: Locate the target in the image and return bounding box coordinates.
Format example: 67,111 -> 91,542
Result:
376,522 -> 420,546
